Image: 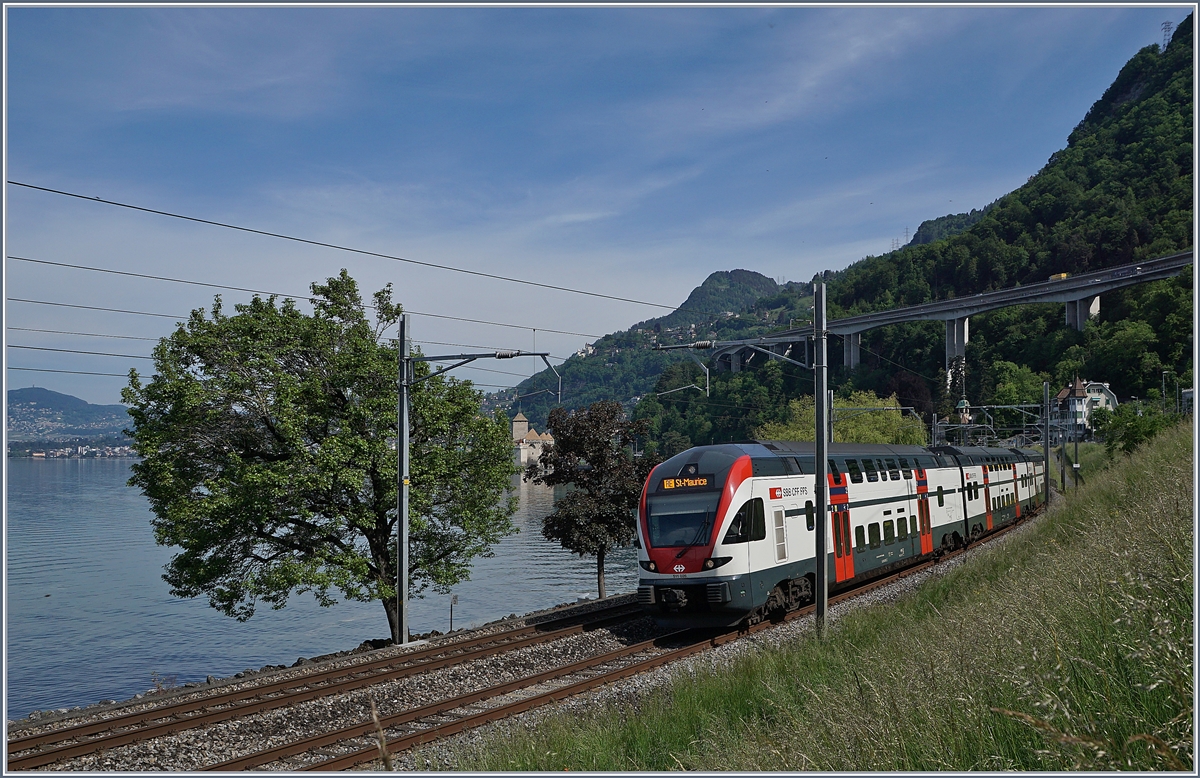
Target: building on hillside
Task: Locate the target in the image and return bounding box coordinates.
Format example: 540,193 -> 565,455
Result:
512,412 -> 555,466
1053,377 -> 1118,438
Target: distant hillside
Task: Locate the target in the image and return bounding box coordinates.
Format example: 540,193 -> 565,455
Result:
491,270 -> 810,428
635,269 -> 781,331
7,387 -> 131,441
907,201 -> 998,246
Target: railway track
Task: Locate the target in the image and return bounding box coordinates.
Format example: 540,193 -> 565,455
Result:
203,516 -> 1036,771
9,509 -> 1038,771
5,600 -> 642,771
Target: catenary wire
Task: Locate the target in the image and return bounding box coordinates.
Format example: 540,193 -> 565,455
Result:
8,181 -> 677,311
9,326 -> 570,365
9,344 -> 154,360
7,256 -> 602,338
10,346 -> 540,380
9,327 -> 158,341
10,366 -> 130,378
9,298 -> 182,319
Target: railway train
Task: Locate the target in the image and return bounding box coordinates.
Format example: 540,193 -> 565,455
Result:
635,441 -> 1046,627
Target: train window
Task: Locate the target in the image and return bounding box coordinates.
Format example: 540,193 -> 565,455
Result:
805,500 -> 815,531
782,457 -> 801,475
937,485 -> 945,507
828,459 -> 841,480
847,459 -> 864,483
883,520 -> 895,545
885,458 -> 900,479
723,501 -> 751,544
899,457 -> 913,479
855,525 -> 866,551
723,499 -> 765,544
862,459 -> 879,482
910,516 -> 919,535
750,499 -> 766,542
868,523 -> 881,549
883,509 -> 892,516
896,517 -> 908,539
773,510 -> 787,562
752,458 -> 789,477
876,459 -> 889,480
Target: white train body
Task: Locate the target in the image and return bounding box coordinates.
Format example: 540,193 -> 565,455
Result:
636,441 -> 1045,626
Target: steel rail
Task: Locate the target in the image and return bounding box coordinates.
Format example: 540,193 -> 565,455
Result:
6,603 -> 641,770
207,629 -> 700,771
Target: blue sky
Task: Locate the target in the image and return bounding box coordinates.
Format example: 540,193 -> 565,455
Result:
4,5 -> 1190,405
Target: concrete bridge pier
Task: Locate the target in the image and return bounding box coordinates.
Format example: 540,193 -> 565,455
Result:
945,317 -> 969,371
1065,295 -> 1099,331
940,316 -> 969,389
843,332 -> 861,369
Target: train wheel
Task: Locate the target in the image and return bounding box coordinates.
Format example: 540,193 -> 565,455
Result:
765,586 -> 788,622
788,576 -> 813,610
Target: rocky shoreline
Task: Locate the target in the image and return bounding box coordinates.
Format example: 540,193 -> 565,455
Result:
7,593 -> 634,733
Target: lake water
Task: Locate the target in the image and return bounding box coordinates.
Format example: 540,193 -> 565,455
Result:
4,458 -> 637,720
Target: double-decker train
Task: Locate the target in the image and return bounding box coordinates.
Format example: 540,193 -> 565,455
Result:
635,441 -> 1045,627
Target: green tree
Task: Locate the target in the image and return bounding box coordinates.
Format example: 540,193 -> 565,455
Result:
525,401 -> 659,598
122,271 -> 517,641
757,390 -> 928,445
988,361 -> 1050,427
1090,402 -> 1177,455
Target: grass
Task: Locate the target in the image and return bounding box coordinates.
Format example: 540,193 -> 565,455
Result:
1037,442 -> 1114,490
445,422 -> 1193,771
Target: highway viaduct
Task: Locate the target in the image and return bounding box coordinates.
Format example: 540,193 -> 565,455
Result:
708,250 -> 1192,379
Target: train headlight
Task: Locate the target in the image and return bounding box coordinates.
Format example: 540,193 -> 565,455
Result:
703,556 -> 732,570
639,560 -> 658,572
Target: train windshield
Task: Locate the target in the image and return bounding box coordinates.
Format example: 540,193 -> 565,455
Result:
646,492 -> 721,548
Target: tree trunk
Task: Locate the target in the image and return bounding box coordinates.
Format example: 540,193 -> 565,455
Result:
596,546 -> 606,599
382,588 -> 402,644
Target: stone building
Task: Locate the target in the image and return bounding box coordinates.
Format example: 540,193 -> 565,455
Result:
512,412 -> 554,466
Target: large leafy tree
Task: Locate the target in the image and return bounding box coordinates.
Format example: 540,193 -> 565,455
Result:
757,390 -> 928,445
525,401 -> 659,598
123,271 -> 517,641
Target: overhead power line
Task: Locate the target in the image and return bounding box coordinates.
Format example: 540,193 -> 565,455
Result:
10,297 -> 183,319
7,255 -> 602,338
10,366 -> 131,378
9,327 -> 158,341
8,326 -> 570,366
8,180 -> 678,311
9,344 -> 154,360
7,362 -> 512,389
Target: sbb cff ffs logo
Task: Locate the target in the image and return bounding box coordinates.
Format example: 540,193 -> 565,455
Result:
674,564 -> 685,573
769,486 -> 805,500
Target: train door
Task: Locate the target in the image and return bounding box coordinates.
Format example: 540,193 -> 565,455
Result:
914,464 -> 934,555
828,468 -> 854,583
1012,463 -> 1022,519
982,465 -> 993,532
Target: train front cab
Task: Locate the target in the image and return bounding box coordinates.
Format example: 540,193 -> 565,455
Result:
636,444 -> 823,628
636,445 -> 761,627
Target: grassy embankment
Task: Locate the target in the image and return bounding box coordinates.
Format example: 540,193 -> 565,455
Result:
450,422 -> 1193,771
1039,442 -> 1113,490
